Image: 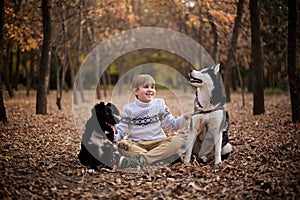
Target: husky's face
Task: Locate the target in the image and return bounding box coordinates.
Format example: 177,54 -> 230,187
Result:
189,63 -> 226,106
189,63 -> 220,88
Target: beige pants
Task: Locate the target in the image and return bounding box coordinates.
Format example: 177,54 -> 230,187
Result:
118,136 -> 182,165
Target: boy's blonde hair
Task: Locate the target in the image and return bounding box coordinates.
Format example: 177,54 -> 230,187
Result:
132,74 -> 155,89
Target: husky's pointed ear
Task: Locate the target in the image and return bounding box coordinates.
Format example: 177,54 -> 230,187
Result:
213,63 -> 220,74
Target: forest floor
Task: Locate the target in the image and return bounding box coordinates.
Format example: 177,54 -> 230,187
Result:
0,90 -> 299,199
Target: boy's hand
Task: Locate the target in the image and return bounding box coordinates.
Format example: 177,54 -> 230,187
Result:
183,112 -> 193,120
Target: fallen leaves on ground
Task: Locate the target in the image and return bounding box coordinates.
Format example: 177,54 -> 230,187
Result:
0,91 -> 299,199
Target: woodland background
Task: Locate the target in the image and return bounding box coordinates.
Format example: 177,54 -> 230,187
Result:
0,0 -> 299,199
0,0 -> 299,116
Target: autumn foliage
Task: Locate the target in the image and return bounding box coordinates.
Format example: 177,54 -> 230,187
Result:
2,0 -> 290,92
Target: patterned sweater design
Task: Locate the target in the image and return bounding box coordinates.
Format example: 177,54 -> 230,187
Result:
114,98 -> 187,142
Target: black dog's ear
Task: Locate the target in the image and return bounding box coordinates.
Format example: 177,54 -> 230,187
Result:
91,103 -> 98,116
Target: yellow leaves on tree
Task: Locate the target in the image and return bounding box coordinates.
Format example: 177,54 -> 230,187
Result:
4,7 -> 42,52
209,10 -> 235,25
185,14 -> 201,28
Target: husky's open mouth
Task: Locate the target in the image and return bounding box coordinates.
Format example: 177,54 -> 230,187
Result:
189,75 -> 203,84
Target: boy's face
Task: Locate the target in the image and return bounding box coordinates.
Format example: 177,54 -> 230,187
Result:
134,82 -> 156,102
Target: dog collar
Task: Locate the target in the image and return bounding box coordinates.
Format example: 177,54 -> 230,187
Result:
193,106 -> 224,115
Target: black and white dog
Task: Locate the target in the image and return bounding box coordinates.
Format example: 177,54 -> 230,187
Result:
78,102 -> 119,170
184,63 -> 232,165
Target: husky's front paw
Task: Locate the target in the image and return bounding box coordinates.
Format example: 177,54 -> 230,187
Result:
222,143 -> 232,155
214,159 -> 221,166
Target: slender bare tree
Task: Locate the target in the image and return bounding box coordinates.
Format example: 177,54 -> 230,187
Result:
36,0 -> 52,114
0,0 -> 7,122
224,0 -> 245,103
288,0 -> 299,123
250,0 -> 265,115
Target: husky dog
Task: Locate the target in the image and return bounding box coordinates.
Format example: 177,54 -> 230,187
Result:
78,102 -> 119,170
184,63 -> 232,165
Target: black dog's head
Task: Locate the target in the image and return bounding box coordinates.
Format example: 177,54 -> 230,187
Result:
92,102 -> 119,142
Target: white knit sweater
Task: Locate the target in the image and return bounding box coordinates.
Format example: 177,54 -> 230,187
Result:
114,98 -> 187,142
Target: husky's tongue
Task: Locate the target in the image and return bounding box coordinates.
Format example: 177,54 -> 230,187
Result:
190,78 -> 203,83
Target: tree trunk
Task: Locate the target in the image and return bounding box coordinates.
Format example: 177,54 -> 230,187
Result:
207,10 -> 219,62
224,0 -> 245,102
102,71 -> 108,98
288,0 -> 299,123
73,0 -> 84,104
0,0 -> 7,122
13,46 -> 21,90
117,57 -> 126,95
22,51 -> 33,96
22,51 -> 29,96
95,48 -> 101,99
250,0 -> 264,115
248,63 -> 253,92
36,0 -> 52,115
67,50 -> 75,90
55,52 -> 62,110
27,49 -> 35,95
4,40 -> 14,98
231,69 -> 237,91
56,2 -> 69,110
197,0 -> 203,68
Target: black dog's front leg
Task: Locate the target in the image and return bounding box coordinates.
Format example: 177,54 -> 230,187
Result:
78,142 -> 101,170
106,132 -> 114,143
